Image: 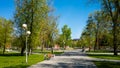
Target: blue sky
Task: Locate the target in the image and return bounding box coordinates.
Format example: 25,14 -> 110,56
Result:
0,0 -> 100,39
0,0 -> 15,19
54,0 -> 100,39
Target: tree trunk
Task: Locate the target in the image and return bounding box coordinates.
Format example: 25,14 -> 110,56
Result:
94,31 -> 99,51
102,0 -> 119,56
3,45 -> 5,55
89,46 -> 91,52
28,44 -> 32,55
21,45 -> 25,56
89,36 -> 91,52
51,39 -> 54,54
51,46 -> 53,54
27,0 -> 34,56
28,48 -> 32,55
113,22 -> 118,56
94,22 -> 100,51
112,0 -> 120,56
41,43 -> 44,52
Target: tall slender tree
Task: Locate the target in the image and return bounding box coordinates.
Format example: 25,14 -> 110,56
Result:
14,0 -> 50,55
0,17 -> 13,54
61,25 -> 71,49
101,0 -> 120,55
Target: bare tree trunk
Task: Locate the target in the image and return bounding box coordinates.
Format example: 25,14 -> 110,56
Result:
21,45 -> 25,56
41,44 -> 44,52
113,22 -> 118,56
112,0 -> 120,56
3,28 -> 7,55
89,36 -> 91,52
94,29 -> 99,51
28,44 -> 32,55
51,46 -> 53,54
3,45 -> 5,55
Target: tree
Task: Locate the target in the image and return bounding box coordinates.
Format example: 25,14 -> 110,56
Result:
47,16 -> 58,53
56,34 -> 64,47
85,15 -> 96,51
101,0 -> 120,55
81,10 -> 113,51
14,0 -> 50,55
61,25 -> 71,49
0,17 -> 13,54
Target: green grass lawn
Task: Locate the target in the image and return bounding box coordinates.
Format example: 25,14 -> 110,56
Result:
94,61 -> 120,68
86,50 -> 112,53
32,49 -> 64,55
87,53 -> 120,68
0,53 -> 44,68
87,53 -> 120,60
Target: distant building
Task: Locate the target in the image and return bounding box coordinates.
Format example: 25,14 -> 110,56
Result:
72,38 -> 80,41
54,44 -> 60,50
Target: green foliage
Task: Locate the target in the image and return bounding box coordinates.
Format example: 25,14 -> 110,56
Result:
62,25 -> 71,40
56,34 -> 63,47
62,25 -> 72,47
56,25 -> 72,48
0,17 -> 13,54
14,0 -> 49,47
80,10 -> 114,51
100,0 -> 120,55
100,34 -> 113,46
14,0 -> 58,54
81,0 -> 120,54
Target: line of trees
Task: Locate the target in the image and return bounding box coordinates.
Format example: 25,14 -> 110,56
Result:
0,18 -> 13,54
0,0 -> 58,55
79,0 -> 120,55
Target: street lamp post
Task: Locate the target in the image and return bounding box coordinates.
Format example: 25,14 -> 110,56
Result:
22,24 -> 31,63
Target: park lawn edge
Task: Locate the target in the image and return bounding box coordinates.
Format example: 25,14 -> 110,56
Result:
0,54 -> 44,68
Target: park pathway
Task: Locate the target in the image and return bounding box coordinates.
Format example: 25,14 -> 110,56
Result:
28,49 -> 97,68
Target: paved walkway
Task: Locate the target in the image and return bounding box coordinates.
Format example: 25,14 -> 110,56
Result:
28,49 -> 97,68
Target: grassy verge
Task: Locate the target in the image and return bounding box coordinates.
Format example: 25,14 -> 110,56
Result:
0,53 -> 44,68
53,51 -> 64,55
94,61 -> 120,68
86,50 -> 112,53
32,49 -> 64,55
87,53 -> 120,60
87,52 -> 120,68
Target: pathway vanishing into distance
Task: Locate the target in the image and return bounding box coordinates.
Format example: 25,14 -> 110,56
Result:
28,49 -> 97,68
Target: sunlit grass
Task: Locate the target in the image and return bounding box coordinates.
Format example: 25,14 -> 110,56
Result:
87,52 -> 120,68
32,49 -> 64,55
0,53 -> 44,68
86,50 -> 112,53
87,53 -> 120,60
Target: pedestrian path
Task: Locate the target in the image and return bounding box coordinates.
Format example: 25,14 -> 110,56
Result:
28,49 -> 97,68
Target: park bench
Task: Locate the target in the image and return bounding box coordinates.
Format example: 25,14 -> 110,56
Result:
44,53 -> 55,60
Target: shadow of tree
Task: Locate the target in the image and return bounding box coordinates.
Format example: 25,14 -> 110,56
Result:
60,52 -> 87,56
4,64 -> 29,68
0,53 -> 24,57
94,61 -> 120,68
33,58 -> 96,68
